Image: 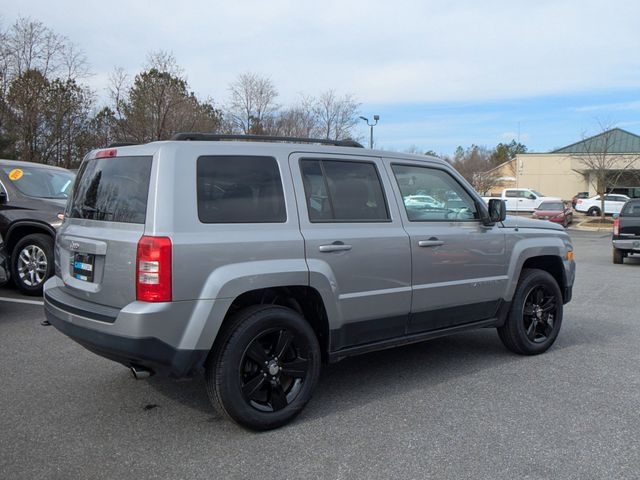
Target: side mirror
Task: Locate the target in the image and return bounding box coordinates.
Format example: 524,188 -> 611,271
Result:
0,191 -> 6,204
484,198 -> 506,225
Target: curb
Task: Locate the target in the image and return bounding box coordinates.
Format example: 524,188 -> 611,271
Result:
568,221 -> 613,232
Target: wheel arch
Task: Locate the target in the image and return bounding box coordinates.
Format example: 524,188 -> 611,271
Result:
5,221 -> 55,254
520,256 -> 566,299
207,285 -> 331,363
506,238 -> 569,303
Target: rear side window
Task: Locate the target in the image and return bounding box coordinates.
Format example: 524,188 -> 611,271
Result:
197,156 -> 286,223
300,159 -> 390,222
621,202 -> 640,217
68,156 -> 152,224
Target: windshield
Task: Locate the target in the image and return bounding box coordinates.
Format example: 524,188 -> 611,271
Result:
3,166 -> 75,199
537,202 -> 564,211
531,190 -> 544,197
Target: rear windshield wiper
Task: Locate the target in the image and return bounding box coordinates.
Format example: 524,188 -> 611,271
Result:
79,205 -> 113,220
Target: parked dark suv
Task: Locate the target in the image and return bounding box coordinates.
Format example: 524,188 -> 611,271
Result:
612,199 -> 640,264
0,160 -> 75,294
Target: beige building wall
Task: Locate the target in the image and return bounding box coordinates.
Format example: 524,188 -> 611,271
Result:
513,153 -> 589,201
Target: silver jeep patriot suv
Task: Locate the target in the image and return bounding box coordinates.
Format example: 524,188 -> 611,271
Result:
44,134 -> 575,430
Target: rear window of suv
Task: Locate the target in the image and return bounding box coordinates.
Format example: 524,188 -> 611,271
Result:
68,156 -> 152,224
197,156 -> 286,223
621,201 -> 640,217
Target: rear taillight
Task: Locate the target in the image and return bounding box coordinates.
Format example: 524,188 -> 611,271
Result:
613,218 -> 620,236
577,199 -> 583,204
136,236 -> 172,302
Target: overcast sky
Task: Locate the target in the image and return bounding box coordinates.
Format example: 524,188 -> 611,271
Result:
3,0 -> 640,155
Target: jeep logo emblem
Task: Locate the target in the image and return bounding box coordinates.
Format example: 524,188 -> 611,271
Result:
69,241 -> 80,250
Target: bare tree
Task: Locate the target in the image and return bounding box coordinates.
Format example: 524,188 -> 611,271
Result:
314,90 -> 359,140
107,52 -> 221,143
450,145 -> 500,195
271,95 -> 318,137
4,17 -> 66,79
0,17 -> 92,161
226,72 -> 278,134
573,122 -> 639,221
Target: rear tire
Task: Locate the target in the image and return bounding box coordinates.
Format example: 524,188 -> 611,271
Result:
613,248 -> 624,264
587,207 -> 600,217
205,305 -> 321,430
497,268 -> 563,355
11,233 -> 54,296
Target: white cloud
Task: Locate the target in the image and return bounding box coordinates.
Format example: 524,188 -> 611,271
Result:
500,132 -> 530,142
3,0 -> 640,107
574,100 -> 640,112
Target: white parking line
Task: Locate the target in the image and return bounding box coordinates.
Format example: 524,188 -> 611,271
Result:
0,296 -> 44,306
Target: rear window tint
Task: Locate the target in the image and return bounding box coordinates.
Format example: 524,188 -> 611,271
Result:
621,202 -> 640,217
68,156 -> 152,224
197,156 -> 286,223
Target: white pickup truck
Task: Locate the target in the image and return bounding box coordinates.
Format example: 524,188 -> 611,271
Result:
482,188 -> 562,212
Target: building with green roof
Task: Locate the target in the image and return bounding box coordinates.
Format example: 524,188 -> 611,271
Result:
486,128 -> 640,200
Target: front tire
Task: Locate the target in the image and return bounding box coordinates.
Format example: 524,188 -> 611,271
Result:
205,305 -> 321,430
11,233 -> 54,296
497,268 -> 563,355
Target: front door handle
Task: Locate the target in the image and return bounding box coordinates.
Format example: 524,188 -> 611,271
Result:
319,242 -> 352,252
418,237 -> 444,247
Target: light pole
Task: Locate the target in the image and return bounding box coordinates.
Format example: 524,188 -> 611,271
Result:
359,115 -> 379,149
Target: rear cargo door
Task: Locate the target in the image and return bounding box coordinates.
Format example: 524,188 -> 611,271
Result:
56,155 -> 153,308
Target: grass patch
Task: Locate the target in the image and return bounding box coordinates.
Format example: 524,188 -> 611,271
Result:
582,218 -> 614,226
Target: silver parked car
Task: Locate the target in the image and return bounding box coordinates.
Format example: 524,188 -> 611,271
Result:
44,134 -> 575,430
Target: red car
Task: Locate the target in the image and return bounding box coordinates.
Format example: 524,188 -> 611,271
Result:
532,201 -> 573,227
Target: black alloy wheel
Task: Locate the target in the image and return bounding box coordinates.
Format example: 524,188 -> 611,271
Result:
497,268 -> 563,355
240,328 -> 309,412
522,285 -> 557,343
205,305 -> 321,430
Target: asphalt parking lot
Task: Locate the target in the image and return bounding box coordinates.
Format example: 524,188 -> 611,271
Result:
1,230 -> 638,479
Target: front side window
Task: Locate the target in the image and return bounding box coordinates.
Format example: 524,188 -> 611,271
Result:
300,159 -> 389,222
3,166 -> 74,199
391,164 -> 478,222
197,156 -> 286,223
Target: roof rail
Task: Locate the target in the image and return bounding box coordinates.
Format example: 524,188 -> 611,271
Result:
170,133 -> 364,148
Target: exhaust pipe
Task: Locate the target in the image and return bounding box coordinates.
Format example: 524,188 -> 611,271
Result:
130,365 -> 152,379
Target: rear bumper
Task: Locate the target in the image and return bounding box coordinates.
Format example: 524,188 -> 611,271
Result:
612,238 -> 640,252
43,277 -> 217,377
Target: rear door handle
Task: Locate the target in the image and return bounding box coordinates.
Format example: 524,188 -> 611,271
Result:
418,237 -> 444,247
318,242 -> 352,252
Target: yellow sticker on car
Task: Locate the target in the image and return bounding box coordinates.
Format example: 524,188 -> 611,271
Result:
8,168 -> 23,181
